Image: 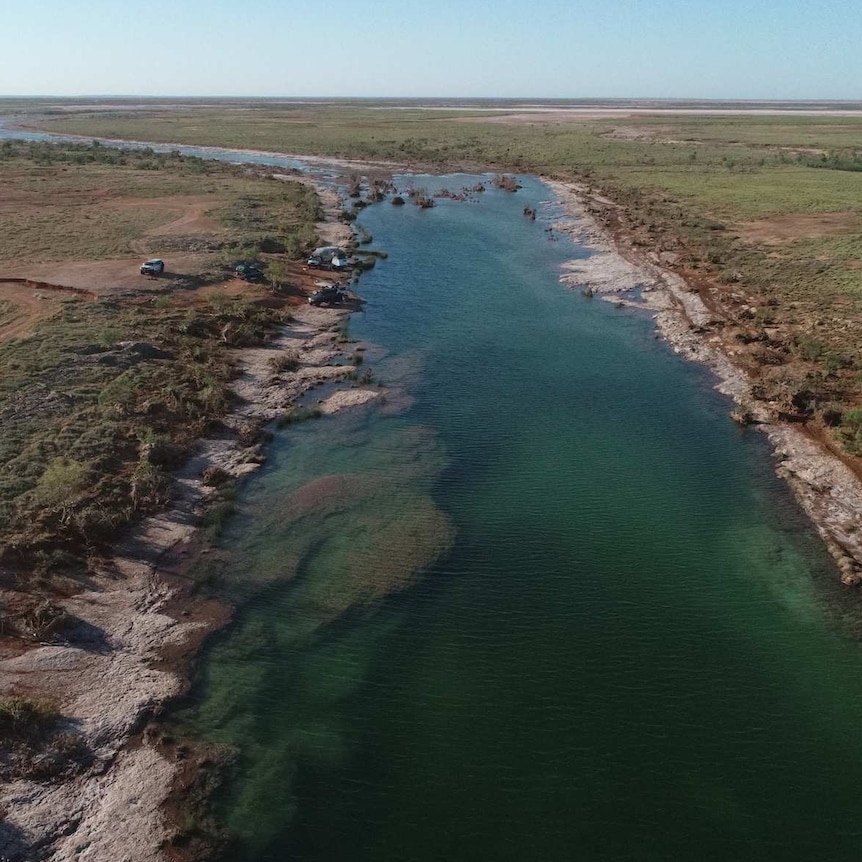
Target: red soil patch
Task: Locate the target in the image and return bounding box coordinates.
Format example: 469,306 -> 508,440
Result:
0,253 -> 217,297
0,191 -> 232,296
0,280 -> 88,341
735,212 -> 862,244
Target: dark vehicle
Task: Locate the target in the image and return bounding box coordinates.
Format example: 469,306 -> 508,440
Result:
308,285 -> 347,306
140,258 -> 165,276
235,262 -> 264,282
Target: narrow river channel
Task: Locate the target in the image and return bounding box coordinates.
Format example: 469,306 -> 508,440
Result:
175,174 -> 862,861
5,121 -> 862,860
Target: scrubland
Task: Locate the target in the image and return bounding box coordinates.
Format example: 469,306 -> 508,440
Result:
36,104 -> 862,455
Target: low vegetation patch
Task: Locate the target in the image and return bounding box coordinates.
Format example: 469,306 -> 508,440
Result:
201,489 -> 237,544
0,140 -> 321,265
268,349 -> 301,374
0,141 -> 321,585
0,293 -> 290,578
0,695 -> 59,740
276,406 -> 322,427
19,106 -> 862,456
0,695 -> 91,783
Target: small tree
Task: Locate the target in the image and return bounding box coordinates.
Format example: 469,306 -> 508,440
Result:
265,260 -> 292,292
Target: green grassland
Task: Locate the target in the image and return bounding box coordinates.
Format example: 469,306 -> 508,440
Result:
27,104 -> 862,452
0,141 -> 320,590
0,139 -> 319,263
29,107 -> 862,233
27,105 -> 862,165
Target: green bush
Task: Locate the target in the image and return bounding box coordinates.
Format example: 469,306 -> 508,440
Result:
32,459 -> 88,509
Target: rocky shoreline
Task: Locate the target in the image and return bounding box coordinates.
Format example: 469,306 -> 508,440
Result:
4,157 -> 862,861
0,204 -> 385,859
548,178 -> 862,587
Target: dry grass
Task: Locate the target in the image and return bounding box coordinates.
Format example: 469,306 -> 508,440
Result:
0,141 -> 320,264
0,202 -> 177,263
0,141 -> 321,581
0,300 -> 20,326
19,105 -> 862,452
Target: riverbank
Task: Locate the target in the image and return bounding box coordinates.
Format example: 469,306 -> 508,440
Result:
172,168 -> 862,862
0,163 -> 387,858
3,115 -> 414,177
4,138 -> 862,858
0,305 -> 386,860
548,178 -> 862,587
30,103 -> 862,459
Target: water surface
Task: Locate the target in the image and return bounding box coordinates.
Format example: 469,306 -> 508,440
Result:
2,114 -> 859,859
182,176 -> 862,861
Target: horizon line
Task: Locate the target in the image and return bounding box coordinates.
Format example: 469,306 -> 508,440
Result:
3,95 -> 862,104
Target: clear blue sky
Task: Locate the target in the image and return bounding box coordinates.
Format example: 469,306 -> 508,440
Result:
2,0 -> 861,99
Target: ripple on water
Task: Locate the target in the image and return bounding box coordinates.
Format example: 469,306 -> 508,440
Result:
182,174 -> 862,862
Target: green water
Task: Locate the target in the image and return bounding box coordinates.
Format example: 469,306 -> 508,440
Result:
184,176 -> 862,861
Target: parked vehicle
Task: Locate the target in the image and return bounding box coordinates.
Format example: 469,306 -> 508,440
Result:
235,262 -> 264,282
140,258 -> 165,276
308,247 -> 349,270
308,285 -> 347,306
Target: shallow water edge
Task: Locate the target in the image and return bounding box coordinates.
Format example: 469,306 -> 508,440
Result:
1,122 -> 861,860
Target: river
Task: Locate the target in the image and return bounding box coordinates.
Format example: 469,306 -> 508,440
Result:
5,124 -> 862,860
180,176 -> 862,860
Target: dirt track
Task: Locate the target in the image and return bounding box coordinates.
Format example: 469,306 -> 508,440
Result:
126,195 -> 227,254
735,211 -> 862,244
0,254 -> 219,297
0,191 -> 231,308
0,281 -> 87,341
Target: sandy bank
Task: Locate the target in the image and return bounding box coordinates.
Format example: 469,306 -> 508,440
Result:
548,179 -> 862,586
0,300 -> 380,857
10,120 -> 410,178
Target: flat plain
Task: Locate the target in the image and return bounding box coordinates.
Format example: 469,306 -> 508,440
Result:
24,102 -> 862,461
0,139 -> 320,588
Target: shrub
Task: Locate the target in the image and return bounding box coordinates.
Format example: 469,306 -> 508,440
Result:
269,350 -> 300,374
844,408 -> 862,430
0,696 -> 59,742
840,408 -> 862,453
19,598 -> 67,642
798,337 -> 825,362
130,460 -> 171,510
201,466 -> 231,488
276,407 -> 322,427
201,498 -> 235,541
32,459 -> 88,509
492,174 -> 521,192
